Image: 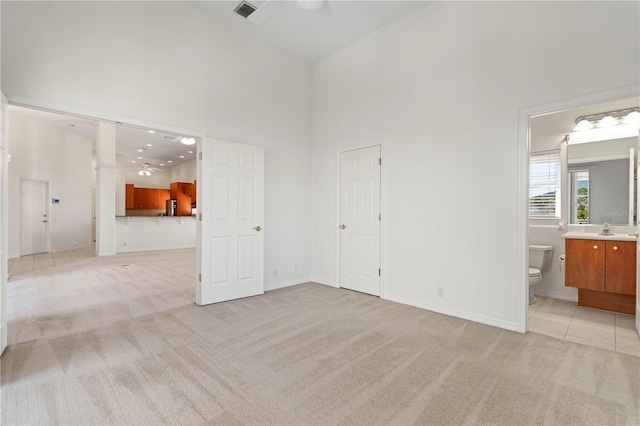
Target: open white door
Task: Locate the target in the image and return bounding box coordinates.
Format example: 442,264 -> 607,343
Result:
1,92 -> 8,355
197,138 -> 264,305
636,131 -> 640,336
339,145 -> 381,296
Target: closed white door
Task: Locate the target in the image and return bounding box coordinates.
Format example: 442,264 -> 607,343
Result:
197,138 -> 264,305
21,179 -> 48,256
339,145 -> 381,296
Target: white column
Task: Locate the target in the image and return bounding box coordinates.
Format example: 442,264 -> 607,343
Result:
95,122 -> 116,256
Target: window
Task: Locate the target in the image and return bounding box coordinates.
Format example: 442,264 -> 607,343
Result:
530,152 -> 560,218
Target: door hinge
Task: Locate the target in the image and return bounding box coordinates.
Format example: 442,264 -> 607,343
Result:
378,268 -> 381,276
198,152 -> 203,160
198,213 -> 202,221
198,273 -> 202,282
378,213 -> 381,221
379,157 -> 381,166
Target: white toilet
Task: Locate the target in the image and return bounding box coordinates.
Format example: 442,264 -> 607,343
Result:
529,245 -> 553,305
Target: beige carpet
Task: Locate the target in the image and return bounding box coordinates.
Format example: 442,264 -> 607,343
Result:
1,249 -> 639,425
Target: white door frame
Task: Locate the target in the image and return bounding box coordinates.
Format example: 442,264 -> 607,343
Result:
517,85 -> 639,333
336,141 -> 386,298
19,178 -> 51,255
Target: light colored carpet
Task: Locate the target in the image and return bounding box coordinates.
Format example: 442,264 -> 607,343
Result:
2,249 -> 639,425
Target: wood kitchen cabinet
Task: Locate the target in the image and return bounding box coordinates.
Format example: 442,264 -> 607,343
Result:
170,182 -> 194,216
565,238 -> 636,314
133,188 -> 170,209
125,184 -> 135,209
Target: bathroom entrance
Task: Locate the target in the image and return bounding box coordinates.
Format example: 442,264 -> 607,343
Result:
338,145 -> 382,297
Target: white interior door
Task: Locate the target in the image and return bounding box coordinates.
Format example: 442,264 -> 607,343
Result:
20,179 -> 48,256
636,131 -> 640,336
197,138 -> 264,305
1,92 -> 8,355
339,145 -> 381,296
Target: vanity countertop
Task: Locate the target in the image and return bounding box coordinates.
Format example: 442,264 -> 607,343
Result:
562,232 -> 637,242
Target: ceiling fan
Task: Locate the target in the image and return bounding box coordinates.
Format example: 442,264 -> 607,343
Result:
137,163 -> 160,176
240,0 -> 331,24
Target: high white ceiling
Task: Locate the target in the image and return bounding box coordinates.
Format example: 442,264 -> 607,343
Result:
9,106 -> 198,170
189,0 -> 428,63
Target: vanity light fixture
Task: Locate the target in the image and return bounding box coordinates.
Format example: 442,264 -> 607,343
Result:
574,106 -> 640,131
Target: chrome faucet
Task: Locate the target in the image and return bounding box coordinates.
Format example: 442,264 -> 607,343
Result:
600,222 -> 613,236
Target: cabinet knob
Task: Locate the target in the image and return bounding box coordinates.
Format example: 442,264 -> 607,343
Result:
613,246 -> 619,251
593,245 -> 598,250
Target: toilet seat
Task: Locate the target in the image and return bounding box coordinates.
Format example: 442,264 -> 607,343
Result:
529,267 -> 541,278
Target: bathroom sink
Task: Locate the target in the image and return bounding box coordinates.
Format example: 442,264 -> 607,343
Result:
561,232 -> 637,241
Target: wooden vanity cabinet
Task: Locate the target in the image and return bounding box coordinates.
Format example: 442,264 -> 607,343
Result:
565,239 -> 605,291
565,238 -> 636,314
605,241 -> 636,295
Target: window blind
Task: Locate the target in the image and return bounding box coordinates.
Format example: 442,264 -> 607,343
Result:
530,152 -> 560,218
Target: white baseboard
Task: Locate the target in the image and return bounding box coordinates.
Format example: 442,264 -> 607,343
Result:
384,292 -> 520,333
264,278 -> 312,292
309,277 -> 339,288
534,288 -> 578,302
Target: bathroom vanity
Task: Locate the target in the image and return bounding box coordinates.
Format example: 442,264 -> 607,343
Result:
563,233 -> 636,314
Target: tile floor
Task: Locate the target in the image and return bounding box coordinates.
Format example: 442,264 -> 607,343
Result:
8,246 -> 96,277
529,296 -> 640,357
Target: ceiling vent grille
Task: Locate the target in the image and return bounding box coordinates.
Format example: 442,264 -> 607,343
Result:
234,1 -> 257,18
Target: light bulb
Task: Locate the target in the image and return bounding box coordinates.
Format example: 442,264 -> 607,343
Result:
145,170 -> 151,176
623,111 -> 640,124
573,119 -> 593,131
597,115 -> 617,128
180,137 -> 196,146
138,170 -> 144,176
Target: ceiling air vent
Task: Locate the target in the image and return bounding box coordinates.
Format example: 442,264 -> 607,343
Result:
234,1 -> 257,19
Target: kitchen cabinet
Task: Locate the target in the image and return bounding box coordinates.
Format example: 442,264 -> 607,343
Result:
170,182 -> 194,216
133,188 -> 170,209
125,184 -> 135,209
565,238 -> 636,314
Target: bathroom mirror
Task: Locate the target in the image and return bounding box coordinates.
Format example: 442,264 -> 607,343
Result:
567,137 -> 636,225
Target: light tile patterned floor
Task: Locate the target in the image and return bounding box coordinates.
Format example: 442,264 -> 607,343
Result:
8,246 -> 96,277
529,296 -> 640,357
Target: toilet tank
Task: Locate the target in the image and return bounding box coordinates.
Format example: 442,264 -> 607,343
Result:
530,245 -> 553,271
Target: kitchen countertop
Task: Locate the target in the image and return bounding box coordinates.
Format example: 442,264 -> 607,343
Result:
562,232 -> 637,242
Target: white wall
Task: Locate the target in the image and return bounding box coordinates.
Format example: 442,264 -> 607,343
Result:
311,2 -> 639,329
170,159 -> 196,183
116,216 -> 195,253
7,110 -> 93,256
1,1 -> 313,287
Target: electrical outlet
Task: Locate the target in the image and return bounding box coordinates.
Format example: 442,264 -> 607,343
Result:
273,269 -> 278,277
437,287 -> 444,297
123,242 -> 127,247
73,240 -> 78,246
293,264 -> 298,273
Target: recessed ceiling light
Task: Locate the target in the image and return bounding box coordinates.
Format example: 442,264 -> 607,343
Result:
188,150 -> 193,154
137,157 -> 142,160
168,160 -> 173,163
146,143 -> 153,147
137,149 -> 143,152
180,155 -> 185,158
131,160 -> 136,163
148,130 -> 155,133
159,163 -> 164,166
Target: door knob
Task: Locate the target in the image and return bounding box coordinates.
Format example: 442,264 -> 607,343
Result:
340,224 -> 347,229
43,220 -> 48,223
253,226 -> 262,232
